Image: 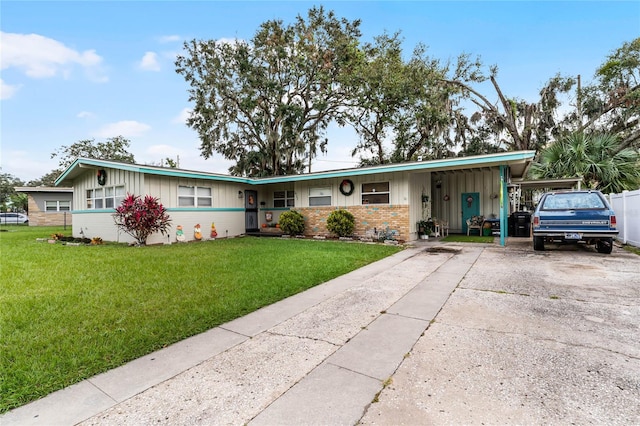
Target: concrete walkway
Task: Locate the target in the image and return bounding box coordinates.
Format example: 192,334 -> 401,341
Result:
3,239 -> 639,425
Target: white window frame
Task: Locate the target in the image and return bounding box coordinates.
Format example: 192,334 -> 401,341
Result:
274,190 -> 295,208
309,187 -> 332,206
86,185 -> 125,209
361,182 -> 390,205
45,200 -> 71,212
178,185 -> 212,207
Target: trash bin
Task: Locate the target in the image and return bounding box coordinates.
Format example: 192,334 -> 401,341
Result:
513,212 -> 531,237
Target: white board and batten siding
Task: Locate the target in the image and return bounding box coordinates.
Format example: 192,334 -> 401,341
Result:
409,172 -> 432,235
71,168 -> 141,243
431,168 -> 502,233
71,168 -> 247,244
291,172 -> 412,208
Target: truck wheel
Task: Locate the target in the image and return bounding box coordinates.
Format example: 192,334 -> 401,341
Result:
596,238 -> 613,254
533,236 -> 545,251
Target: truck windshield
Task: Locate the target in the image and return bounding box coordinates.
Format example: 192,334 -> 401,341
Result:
541,193 -> 605,210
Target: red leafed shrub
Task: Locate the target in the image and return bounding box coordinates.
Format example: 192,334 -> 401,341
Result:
112,193 -> 171,245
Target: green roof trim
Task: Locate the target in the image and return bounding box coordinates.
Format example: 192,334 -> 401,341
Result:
55,151 -> 536,187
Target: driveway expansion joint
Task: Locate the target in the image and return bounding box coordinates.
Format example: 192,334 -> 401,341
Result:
85,380 -> 118,405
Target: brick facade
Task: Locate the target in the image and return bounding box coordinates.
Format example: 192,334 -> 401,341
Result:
26,195 -> 73,226
296,205 -> 410,241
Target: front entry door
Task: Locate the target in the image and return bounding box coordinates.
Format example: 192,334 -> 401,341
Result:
245,190 -> 258,232
461,192 -> 480,234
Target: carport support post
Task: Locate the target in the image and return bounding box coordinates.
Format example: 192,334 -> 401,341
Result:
499,165 -> 508,247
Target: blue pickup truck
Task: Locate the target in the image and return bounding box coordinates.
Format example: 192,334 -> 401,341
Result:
531,190 -> 619,254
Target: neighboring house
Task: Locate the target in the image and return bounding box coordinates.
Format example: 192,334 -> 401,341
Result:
15,187 -> 73,226
55,151 -> 536,245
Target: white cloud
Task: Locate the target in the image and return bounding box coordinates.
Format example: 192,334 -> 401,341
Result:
138,51 -> 160,71
0,78 -> 20,100
94,120 -> 151,138
0,32 -> 107,81
0,149 -> 59,182
77,111 -> 94,119
172,107 -> 191,124
146,144 -> 183,157
158,35 -> 181,43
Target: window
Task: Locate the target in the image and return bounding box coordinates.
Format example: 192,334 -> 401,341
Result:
274,190 -> 295,207
541,192 -> 605,210
309,187 -> 331,206
178,186 -> 212,207
361,182 -> 389,204
45,200 -> 71,212
87,185 -> 125,209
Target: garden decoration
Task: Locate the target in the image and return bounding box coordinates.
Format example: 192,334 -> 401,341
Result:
339,179 -> 354,196
194,224 -> 202,240
176,225 -> 186,242
211,222 -> 218,239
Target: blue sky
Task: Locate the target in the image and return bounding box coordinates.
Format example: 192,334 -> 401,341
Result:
1,1 -> 638,182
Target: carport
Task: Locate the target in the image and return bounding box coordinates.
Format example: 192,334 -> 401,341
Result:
505,177 -> 584,243
428,154 -> 538,246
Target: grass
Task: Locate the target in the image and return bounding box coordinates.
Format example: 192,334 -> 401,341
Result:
623,244 -> 640,256
0,226 -> 402,413
440,234 -> 495,243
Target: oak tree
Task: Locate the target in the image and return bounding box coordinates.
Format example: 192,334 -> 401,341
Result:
576,37 -> 640,152
176,7 -> 363,176
51,136 -> 136,170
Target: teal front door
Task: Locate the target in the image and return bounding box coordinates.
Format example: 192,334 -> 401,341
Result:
461,192 -> 480,234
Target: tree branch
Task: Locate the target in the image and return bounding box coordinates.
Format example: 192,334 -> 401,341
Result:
577,84 -> 640,133
616,128 -> 640,153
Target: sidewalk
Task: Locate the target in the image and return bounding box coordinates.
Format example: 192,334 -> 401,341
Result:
2,241 -> 480,425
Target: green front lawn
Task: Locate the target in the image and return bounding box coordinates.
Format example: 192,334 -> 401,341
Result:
0,226 -> 402,413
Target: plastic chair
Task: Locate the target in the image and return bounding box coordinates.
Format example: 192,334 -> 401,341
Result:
466,218 -> 482,236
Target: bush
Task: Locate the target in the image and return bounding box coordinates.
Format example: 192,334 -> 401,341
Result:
279,210 -> 305,235
112,193 -> 171,245
326,209 -> 355,237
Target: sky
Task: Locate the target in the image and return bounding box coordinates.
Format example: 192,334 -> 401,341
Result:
1,1 -> 638,183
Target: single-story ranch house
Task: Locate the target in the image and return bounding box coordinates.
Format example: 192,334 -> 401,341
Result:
55,151 -> 536,245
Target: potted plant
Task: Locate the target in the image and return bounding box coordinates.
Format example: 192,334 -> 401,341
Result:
417,219 -> 434,239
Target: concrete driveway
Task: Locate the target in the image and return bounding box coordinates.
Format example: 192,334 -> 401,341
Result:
3,238 -> 639,425
361,239 -> 640,425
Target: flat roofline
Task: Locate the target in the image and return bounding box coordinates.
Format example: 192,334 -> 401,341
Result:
510,177 -> 583,189
15,187 -> 73,192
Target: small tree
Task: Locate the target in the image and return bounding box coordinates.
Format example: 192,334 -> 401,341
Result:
279,210 -> 305,235
326,209 -> 355,237
113,194 -> 171,245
